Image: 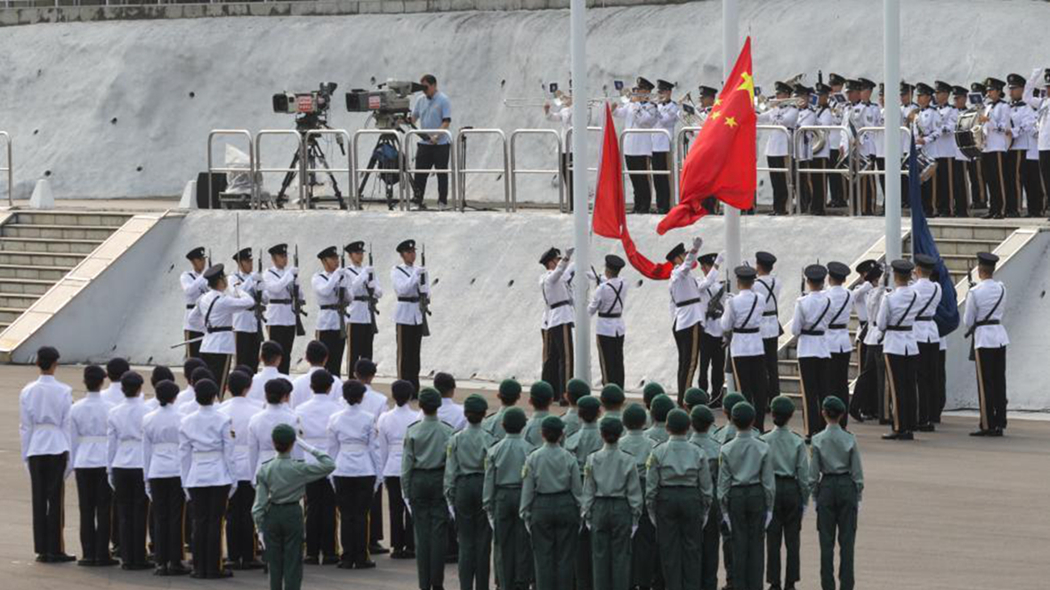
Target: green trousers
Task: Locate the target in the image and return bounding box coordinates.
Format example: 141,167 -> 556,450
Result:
454,473 -> 491,590
529,491 -> 579,590
701,497 -> 722,590
816,475 -> 858,590
631,487 -> 658,589
262,503 -> 304,590
576,527 -> 592,590
728,484 -> 766,590
494,487 -> 531,590
767,477 -> 802,588
655,487 -> 704,590
409,469 -> 449,590
590,497 -> 632,590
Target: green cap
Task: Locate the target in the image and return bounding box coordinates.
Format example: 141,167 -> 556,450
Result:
690,405 -> 715,426
822,395 -> 846,413
530,380 -> 554,403
650,394 -> 675,422
541,415 -> 565,433
503,407 -> 527,432
272,423 -> 296,446
770,395 -> 795,416
599,416 -> 624,437
666,408 -> 691,433
731,401 -> 756,423
566,379 -> 591,403
723,392 -> 746,413
599,384 -> 625,406
622,403 -> 648,429
642,382 -> 665,405
499,379 -> 522,400
419,387 -> 442,411
464,394 -> 488,414
577,395 -> 601,411
684,387 -> 709,407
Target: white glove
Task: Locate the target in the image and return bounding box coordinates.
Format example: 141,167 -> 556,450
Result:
296,439 -> 319,455
801,504 -> 808,519
448,504 -> 456,521
764,510 -> 773,530
857,501 -> 862,515
257,532 -> 266,551
487,514 -> 495,531
404,498 -> 412,517
702,514 -> 708,529
715,252 -> 725,267
722,515 -> 732,533
107,472 -> 116,491
564,247 -> 575,261
1033,67 -> 1044,80
692,237 -> 704,251
144,482 -> 152,502
631,524 -> 639,539
228,484 -> 238,500
289,266 -> 299,276
524,520 -> 532,536
185,489 -> 192,502
650,513 -> 658,528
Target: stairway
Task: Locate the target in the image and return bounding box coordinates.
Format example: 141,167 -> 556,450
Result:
0,211 -> 132,333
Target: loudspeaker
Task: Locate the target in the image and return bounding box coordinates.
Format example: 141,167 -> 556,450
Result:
196,172 -> 227,209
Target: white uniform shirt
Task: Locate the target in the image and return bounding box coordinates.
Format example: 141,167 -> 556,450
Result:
1023,74 -> 1050,151
361,386 -> 389,426
863,287 -> 888,346
247,366 -> 292,406
814,106 -> 835,159
376,404 -> 421,478
981,100 -> 1012,152
587,277 -> 627,337
312,269 -> 347,332
791,291 -> 832,359
70,392 -> 112,469
19,375 -> 73,461
344,264 -> 383,325
911,278 -> 942,344
653,101 -> 680,153
296,394 -> 344,464
289,366 -> 325,409
175,386 -> 196,411
932,104 -> 958,160
824,285 -> 854,354
248,404 -> 302,478
915,106 -> 944,158
876,285 -> 920,356
438,398 -> 467,432
142,404 -> 183,480
857,102 -> 882,157
668,251 -> 705,331
218,395 -> 262,482
754,274 -> 783,340
181,270 -> 208,332
963,279 -> 1009,349
795,107 -> 818,161
613,101 -> 658,156
263,266 -> 299,327
540,259 -> 575,329
721,288 -> 764,357
101,382 -> 124,406
851,281 -> 874,325
191,288 -> 255,355
230,271 -> 262,334
107,396 -> 149,470
547,106 -> 574,150
699,277 -> 726,338
1009,100 -> 1035,152
327,405 -> 381,478
178,405 -> 235,488
391,264 -> 430,326
758,104 -> 799,157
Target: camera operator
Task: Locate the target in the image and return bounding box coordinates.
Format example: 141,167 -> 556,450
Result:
408,75 -> 453,210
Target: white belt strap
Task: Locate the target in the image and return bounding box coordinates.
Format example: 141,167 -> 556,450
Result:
78,435 -> 107,444
341,442 -> 369,454
193,451 -> 221,460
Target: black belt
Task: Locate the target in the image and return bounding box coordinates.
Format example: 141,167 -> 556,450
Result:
762,311 -> 778,317
884,326 -> 912,332
706,313 -> 723,320
206,326 -> 233,333
185,304 -> 195,310
828,323 -> 848,330
775,475 -> 797,480
353,296 -> 372,302
270,298 -> 292,304
548,300 -> 571,309
974,319 -> 1000,327
320,304 -> 344,310
598,312 -> 622,318
823,472 -> 851,478
915,316 -> 934,321
800,330 -> 824,336
272,501 -> 301,507
732,483 -> 762,489
859,321 -> 869,328
733,327 -> 759,334
398,297 -> 420,303
675,297 -> 701,308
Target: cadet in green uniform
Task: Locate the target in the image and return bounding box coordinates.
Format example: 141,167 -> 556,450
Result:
482,379 -> 521,442
522,381 -> 554,447
599,383 -> 625,422
581,417 -> 642,590
712,391 -> 746,588
620,404 -> 657,590
562,378 -> 591,438
761,396 -> 811,590
810,396 -> 863,590
444,394 -> 494,590
252,424 -> 336,590
402,388 -> 455,590
646,409 -> 713,590
717,402 -> 775,590
689,405 -> 723,590
520,416 -> 583,590
683,387 -> 710,414
713,392 -> 747,444
645,394 -> 675,444
642,382 -> 665,426
483,407 -> 533,590
565,395 -> 603,590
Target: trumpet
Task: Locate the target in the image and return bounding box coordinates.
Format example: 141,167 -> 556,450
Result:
504,89 -> 577,109
755,95 -> 799,113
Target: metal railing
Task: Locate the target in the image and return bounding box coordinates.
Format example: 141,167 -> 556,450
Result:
509,129 -> 564,212
756,124 -> 794,213
675,126 -> 702,172
456,128 -> 511,212
402,129 -> 459,211
793,125 -> 853,216
254,129 -> 304,210
207,129 -> 256,209
351,129 -> 408,211
563,126 -> 603,173
302,128 -> 353,210
618,128 -> 677,208
0,132 -> 11,207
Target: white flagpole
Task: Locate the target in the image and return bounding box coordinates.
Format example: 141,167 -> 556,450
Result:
884,0 -> 902,262
723,0 -> 741,277
570,0 -> 591,383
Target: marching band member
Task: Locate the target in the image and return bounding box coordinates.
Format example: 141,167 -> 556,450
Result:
826,73 -> 849,208
1024,67 -> 1050,219
811,82 -> 835,215
758,81 -> 799,215
613,77 -> 658,213
653,79 -> 680,214
1006,73 -> 1040,217
931,81 -> 959,217
979,77 -> 1012,219
794,84 -> 818,214
950,86 -> 973,217
912,82 -> 944,216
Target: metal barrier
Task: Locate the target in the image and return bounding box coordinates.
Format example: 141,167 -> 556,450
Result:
618,128 -> 677,209
352,129 -> 408,211
756,124 -> 794,213
675,126 -> 702,172
402,129 -> 459,211
0,132 -> 11,207
208,130 -> 256,209
254,129 -> 304,210
563,126 -> 603,173
793,125 -> 853,216
853,126 -> 912,214
456,128 -> 511,212
509,129 -> 564,212
303,129 -> 353,210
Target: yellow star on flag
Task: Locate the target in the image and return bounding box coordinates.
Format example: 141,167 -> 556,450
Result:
710,110 -> 722,120
737,72 -> 755,102
724,116 -> 738,128
714,98 -> 722,107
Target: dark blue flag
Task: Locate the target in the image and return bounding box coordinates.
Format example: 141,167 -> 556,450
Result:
907,137 -> 960,336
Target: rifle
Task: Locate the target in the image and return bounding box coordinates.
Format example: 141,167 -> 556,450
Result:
254,248 -> 266,336
419,243 -> 432,337
292,245 -> 307,337
366,243 -> 379,334
590,264 -> 602,287
207,248 -> 212,269
337,246 -> 348,340
963,259 -> 978,339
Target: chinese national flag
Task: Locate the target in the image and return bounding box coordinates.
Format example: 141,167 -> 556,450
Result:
657,37 -> 757,235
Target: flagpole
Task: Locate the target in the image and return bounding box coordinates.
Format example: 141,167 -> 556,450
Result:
723,0 -> 741,279
570,0 -> 591,383
884,0 -> 902,262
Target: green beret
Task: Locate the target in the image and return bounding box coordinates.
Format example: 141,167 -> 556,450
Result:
599,416 -> 624,437
502,407 -> 527,431
271,423 -> 296,446
499,379 -> 522,399
530,380 -> 554,403
684,387 -> 709,407
541,415 -> 565,433
642,382 -> 665,404
622,403 -> 648,429
822,395 -> 846,413
690,405 -> 715,425
650,394 -> 675,422
731,401 -> 756,423
419,387 -> 442,411
599,384 -> 625,406
577,395 -> 601,411
723,392 -> 746,412
770,395 -> 795,416
464,394 -> 488,414
566,379 -> 591,403
666,408 -> 691,433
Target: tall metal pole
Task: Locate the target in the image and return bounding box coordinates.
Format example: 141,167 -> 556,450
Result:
723,0 -> 741,275
570,0 -> 591,383
883,0 -> 902,262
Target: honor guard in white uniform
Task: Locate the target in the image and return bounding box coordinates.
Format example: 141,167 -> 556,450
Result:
824,262 -> 855,426
217,370 -> 264,570
343,241 -> 383,375
294,369 -> 341,565
262,243 -> 301,375
1006,73 -> 1040,216
376,380 -> 421,558
614,77 -> 658,213
70,365 -> 117,566
539,246 -> 576,402
247,341 -> 292,406
106,371 -> 151,568
757,81 -> 800,215
790,264 -> 832,439
587,255 -> 628,388
846,261 -> 876,422
963,252 -> 1009,436
912,83 -> 944,215
826,73 -> 849,207
312,246 -> 348,377
248,378 -> 302,479
141,380 -> 187,576
697,252 -> 727,405
721,266 -> 769,429
852,263 -> 888,422
181,247 -> 209,359
1023,67 -> 1050,218
794,84 -> 819,214
876,260 -> 920,440
666,238 -> 705,400
230,248 -> 263,371
290,340 -> 330,409
20,346 -> 74,563
979,77 -> 1013,219
910,255 -> 942,432
391,239 -> 430,396
754,251 -> 783,401
188,264 -> 255,395
653,79 -> 680,214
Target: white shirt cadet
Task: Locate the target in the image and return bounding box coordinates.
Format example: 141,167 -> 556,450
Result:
247,366 -> 292,407
981,99 -> 1012,153
863,287 -> 887,347
101,381 -> 125,406
289,366 -> 324,409
1023,69 -> 1050,151
142,404 -> 183,481
376,404 -> 421,479
876,284 -> 920,356
70,391 -> 112,469
791,290 -> 832,359
391,263 -> 430,326
344,264 -> 383,325
613,101 -> 657,156
438,397 -> 467,432
963,279 -> 1009,349
653,101 -> 680,153
181,269 -> 208,333
721,287 -> 765,357
587,277 -> 627,338
175,386 -> 196,411
231,270 -> 262,334
327,404 -> 382,478
858,101 -> 882,157
361,385 -> 389,426
19,374 -> 73,462
263,265 -> 299,327
107,396 -> 149,470
541,258 -> 576,330
179,404 -> 236,488
191,288 -> 256,355
669,249 -> 705,332
312,268 -> 347,332
911,277 -> 942,345
295,393 -> 343,465
824,285 -> 854,354
754,274 -> 783,340
758,103 -> 798,157
699,273 -> 727,338
218,395 -> 262,483
248,403 -> 302,478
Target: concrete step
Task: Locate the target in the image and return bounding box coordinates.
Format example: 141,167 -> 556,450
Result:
0,293 -> 38,310
0,278 -> 54,296
0,250 -> 84,268
12,212 -> 131,228
0,264 -> 70,281
926,238 -> 1004,257
929,223 -> 1018,242
1,224 -> 119,241
0,237 -> 104,254
0,307 -> 24,324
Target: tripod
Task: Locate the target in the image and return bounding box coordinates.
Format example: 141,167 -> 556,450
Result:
276,130 -> 347,210
357,131 -> 403,211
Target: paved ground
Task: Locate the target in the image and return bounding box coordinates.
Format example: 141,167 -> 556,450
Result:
3,364 -> 1048,589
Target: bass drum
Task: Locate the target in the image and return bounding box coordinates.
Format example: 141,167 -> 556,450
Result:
955,110 -> 985,160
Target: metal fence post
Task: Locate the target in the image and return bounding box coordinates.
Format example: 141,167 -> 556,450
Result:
303,129 -> 354,210
455,129 -> 511,211
253,129 -> 305,210
509,129 -> 563,213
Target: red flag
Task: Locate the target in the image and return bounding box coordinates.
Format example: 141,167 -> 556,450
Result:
592,105 -> 676,280
658,37 -> 757,235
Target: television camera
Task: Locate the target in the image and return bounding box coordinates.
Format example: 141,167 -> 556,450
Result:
271,82 -> 346,210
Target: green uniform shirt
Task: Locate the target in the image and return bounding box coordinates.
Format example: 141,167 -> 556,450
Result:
444,422 -> 495,506
251,446 -> 336,529
689,431 -> 722,480
522,410 -> 550,447
716,430 -> 776,515
809,424 -> 864,502
581,442 -> 644,526
645,435 -> 714,518
402,415 -> 454,499
645,422 -> 669,444
482,433 -> 534,515
519,441 -> 583,524
760,425 -> 812,505
561,407 -> 580,439
603,409 -> 623,423
712,422 -> 736,445
482,406 -> 514,442
565,422 -> 603,469
619,430 -> 657,480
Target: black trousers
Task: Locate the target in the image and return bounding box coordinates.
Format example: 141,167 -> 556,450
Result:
940,158 -> 969,216
732,354 -> 769,432
235,331 -> 260,372
921,161 -> 936,216
200,352 -> 232,399
1004,150 -> 1023,216
560,153 -> 575,210
541,324 -> 574,401
149,477 -> 185,567
1022,157 -> 1045,216
112,467 -> 149,566
934,349 -> 947,424
673,323 -> 702,406
225,481 -> 257,563
335,476 -> 376,566
346,322 -> 375,378
797,357 -> 829,437
768,155 -> 790,214
651,151 -> 672,213
805,157 -> 828,215
75,467 -> 112,561
828,149 -> 847,206
967,156 -> 987,208
304,479 -> 337,559
267,324 -> 296,375
852,343 -> 884,419
763,337 -> 781,401
699,328 -> 725,404
413,142 -> 452,205
975,346 -> 1008,431
185,330 -> 203,360
859,159 -> 878,216
397,323 -> 425,396
982,151 -> 1008,216
1040,151 -> 1050,216
625,155 -> 653,213
885,353 -> 917,433
29,453 -> 67,557
915,342 -> 940,427
370,484 -> 384,544
189,485 -> 230,577
385,477 -> 414,552
596,334 -> 625,389
316,329 -> 345,378
828,351 -> 852,428
766,477 -> 802,587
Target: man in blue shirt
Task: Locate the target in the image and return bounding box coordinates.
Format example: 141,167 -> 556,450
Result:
409,74 -> 453,210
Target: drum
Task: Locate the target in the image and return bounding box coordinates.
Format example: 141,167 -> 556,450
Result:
954,110 -> 985,160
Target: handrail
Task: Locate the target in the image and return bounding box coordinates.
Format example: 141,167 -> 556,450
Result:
618,128 -> 677,208
509,129 -> 564,213
351,129 -> 408,211
208,130 -> 256,209
302,128 -> 353,210
793,124 -> 854,216
456,128 -> 511,212
855,126 -> 913,177
563,126 -> 603,173
403,129 -> 459,211
757,124 -> 794,213
0,132 -> 11,207
254,129 -> 304,210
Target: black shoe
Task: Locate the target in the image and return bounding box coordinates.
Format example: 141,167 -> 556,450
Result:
321,555 -> 341,565
97,557 -> 119,567
403,549 -> 416,559
981,213 -> 995,219
768,585 -> 782,590
77,559 -> 97,567
849,410 -> 864,423
244,559 -> 266,570
153,565 -> 170,576
337,560 -> 355,570
878,419 -> 891,425
899,431 -> 914,440
49,553 -> 76,563
124,562 -> 154,571
190,571 -> 206,579
969,429 -> 990,437
168,564 -> 192,576
355,560 -> 377,570
304,556 -> 320,565
917,423 -> 935,432
882,432 -> 905,440
369,543 -> 389,555
990,428 -> 1004,437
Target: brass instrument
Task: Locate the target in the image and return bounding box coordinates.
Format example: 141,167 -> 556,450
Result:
754,96 -> 798,113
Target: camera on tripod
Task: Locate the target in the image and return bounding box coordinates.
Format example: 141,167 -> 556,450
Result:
345,80 -> 425,130
270,82 -> 346,210
273,82 -> 339,131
